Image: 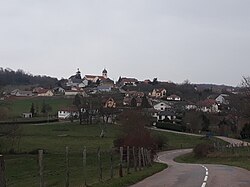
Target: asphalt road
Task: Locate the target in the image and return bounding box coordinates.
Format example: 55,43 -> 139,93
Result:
131,129 -> 250,187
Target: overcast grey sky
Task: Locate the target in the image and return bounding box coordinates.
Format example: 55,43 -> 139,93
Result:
0,0 -> 249,86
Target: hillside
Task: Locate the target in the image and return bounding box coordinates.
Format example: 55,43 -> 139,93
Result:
0,68 -> 58,88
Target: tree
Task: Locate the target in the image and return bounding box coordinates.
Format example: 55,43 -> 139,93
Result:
130,97 -> 137,107
0,107 -> 8,120
201,114 -> 210,131
152,78 -> 158,85
240,123 -> 250,139
241,76 -> 250,92
41,101 -> 52,116
183,111 -> 202,133
73,94 -> 83,124
141,95 -> 150,108
116,109 -> 155,149
30,103 -> 35,116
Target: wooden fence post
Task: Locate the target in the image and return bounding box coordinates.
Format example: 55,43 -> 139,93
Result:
65,146 -> 69,187
127,146 -> 130,174
38,150 -> 44,187
133,146 -> 137,172
83,147 -> 87,186
97,147 -> 102,181
138,148 -> 141,171
0,155 -> 6,187
148,150 -> 152,166
119,147 -> 123,177
141,147 -> 145,168
110,150 -> 114,179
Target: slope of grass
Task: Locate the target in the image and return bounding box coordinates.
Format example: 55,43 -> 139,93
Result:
2,96 -> 73,117
175,147 -> 250,171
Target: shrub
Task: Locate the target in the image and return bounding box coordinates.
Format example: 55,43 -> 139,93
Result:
153,134 -> 167,150
193,143 -> 215,157
156,122 -> 185,132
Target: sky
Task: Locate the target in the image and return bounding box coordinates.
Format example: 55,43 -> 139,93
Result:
0,0 -> 250,86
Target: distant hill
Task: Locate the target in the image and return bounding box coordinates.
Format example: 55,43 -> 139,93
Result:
195,83 -> 236,93
0,68 -> 58,88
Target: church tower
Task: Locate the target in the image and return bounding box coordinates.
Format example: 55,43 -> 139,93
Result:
75,68 -> 81,79
102,68 -> 107,79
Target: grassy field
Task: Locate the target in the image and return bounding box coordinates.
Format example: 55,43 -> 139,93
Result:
1,96 -> 73,118
0,122 -> 217,187
150,130 -> 220,150
175,146 -> 250,171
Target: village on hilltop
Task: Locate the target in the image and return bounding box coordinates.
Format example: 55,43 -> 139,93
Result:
1,67 -> 247,136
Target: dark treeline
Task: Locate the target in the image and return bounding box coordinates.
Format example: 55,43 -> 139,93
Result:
0,68 -> 58,88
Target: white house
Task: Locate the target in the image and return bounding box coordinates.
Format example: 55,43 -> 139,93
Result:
156,110 -> 176,122
37,89 -> 54,97
65,90 -> 88,97
197,99 -> 219,113
167,94 -> 181,101
215,94 -> 229,105
118,77 -> 138,86
58,107 -> 79,119
153,102 -> 171,111
11,89 -> 34,97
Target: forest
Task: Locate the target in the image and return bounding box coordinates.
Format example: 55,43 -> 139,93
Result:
0,67 -> 58,88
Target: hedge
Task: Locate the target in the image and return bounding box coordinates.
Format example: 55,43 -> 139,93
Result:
156,122 -> 186,132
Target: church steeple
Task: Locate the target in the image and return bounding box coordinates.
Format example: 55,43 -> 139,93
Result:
102,68 -> 107,79
75,68 -> 81,79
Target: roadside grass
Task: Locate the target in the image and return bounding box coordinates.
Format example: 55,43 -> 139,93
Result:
151,130 -> 220,150
94,163 -> 167,187
175,147 -> 250,171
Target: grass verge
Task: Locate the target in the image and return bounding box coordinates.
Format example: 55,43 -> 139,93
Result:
175,148 -> 250,171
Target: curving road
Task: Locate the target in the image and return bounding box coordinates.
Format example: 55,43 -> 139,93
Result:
131,130 -> 250,187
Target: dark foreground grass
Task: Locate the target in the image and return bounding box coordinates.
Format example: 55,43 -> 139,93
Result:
1,122 -> 218,187
175,148 -> 250,171
95,163 -> 167,187
5,151 -> 166,187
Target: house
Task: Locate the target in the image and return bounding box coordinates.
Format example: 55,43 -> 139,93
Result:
123,96 -> 142,107
65,89 -> 88,97
53,87 -> 65,95
58,106 -> 79,119
197,99 -> 219,113
37,89 -> 54,97
149,88 -> 167,98
125,91 -> 144,98
153,102 -> 171,111
123,91 -> 145,107
66,69 -> 88,88
22,112 -> 33,118
67,78 -> 88,88
167,94 -> 181,101
185,101 -> 197,110
216,94 -> 229,105
32,87 -> 44,94
117,77 -> 138,86
97,85 -> 112,92
156,110 -> 176,122
11,89 -> 34,97
84,69 -> 109,83
103,97 -> 116,108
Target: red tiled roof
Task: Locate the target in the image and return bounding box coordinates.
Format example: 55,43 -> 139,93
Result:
37,89 -> 50,94
197,99 -> 217,107
85,75 -> 106,80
